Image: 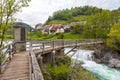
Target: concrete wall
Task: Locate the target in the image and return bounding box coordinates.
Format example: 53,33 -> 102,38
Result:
14,27 -> 26,52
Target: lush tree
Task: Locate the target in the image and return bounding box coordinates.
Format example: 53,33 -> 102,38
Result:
45,6 -> 103,24
83,10 -> 112,39
71,24 -> 84,34
107,22 -> 120,51
111,9 -> 120,23
0,0 -> 31,47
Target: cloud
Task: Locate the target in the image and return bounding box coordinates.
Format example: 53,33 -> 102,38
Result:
16,0 -> 120,27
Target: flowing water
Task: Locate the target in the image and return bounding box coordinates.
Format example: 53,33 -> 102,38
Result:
65,48 -> 120,80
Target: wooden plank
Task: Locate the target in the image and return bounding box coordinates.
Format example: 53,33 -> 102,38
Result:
1,52 -> 29,80
30,50 -> 44,80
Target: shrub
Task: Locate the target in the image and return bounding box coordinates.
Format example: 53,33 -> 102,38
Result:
48,64 -> 70,80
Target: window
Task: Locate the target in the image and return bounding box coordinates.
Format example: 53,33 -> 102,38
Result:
21,28 -> 26,41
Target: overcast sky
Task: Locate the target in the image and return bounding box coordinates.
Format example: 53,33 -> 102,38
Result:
16,0 -> 120,27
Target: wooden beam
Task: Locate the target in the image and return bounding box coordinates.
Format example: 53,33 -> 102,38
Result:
30,50 -> 44,80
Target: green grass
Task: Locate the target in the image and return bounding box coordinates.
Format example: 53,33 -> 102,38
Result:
63,33 -> 83,39
43,33 -> 83,40
73,15 -> 89,21
27,33 -> 83,40
47,20 -> 68,25
46,15 -> 89,25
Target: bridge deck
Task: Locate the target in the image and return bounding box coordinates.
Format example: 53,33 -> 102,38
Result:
1,51 -> 29,80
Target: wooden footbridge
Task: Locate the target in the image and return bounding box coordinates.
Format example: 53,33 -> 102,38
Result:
0,39 -> 104,80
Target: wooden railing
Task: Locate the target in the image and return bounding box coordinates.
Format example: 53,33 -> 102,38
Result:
28,39 -> 104,80
29,39 -> 104,51
29,43 -> 44,80
0,43 -> 16,74
0,39 -> 104,77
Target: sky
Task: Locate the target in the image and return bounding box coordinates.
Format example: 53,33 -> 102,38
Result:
16,0 -> 120,27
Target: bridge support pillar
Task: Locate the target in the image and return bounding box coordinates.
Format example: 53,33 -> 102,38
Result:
37,54 -> 43,69
42,51 -> 55,64
56,48 -> 64,56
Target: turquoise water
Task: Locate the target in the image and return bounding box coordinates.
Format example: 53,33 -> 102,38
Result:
65,48 -> 120,80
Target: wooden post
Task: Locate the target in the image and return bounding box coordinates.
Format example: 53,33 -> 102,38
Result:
76,40 -> 78,47
8,45 -> 12,60
37,54 -> 43,69
52,41 -> 54,50
42,42 -> 44,54
62,40 -> 64,48
13,43 -> 16,54
52,50 -> 55,65
0,55 -> 2,74
12,43 -> 15,55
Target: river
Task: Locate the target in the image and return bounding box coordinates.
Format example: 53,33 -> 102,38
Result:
65,48 -> 120,80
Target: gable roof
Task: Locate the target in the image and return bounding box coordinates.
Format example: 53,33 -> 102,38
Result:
50,24 -> 62,31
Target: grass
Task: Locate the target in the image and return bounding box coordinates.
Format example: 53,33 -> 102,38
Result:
27,33 -> 84,40
63,33 -> 83,39
47,20 -> 69,25
73,15 -> 89,21
46,15 -> 89,25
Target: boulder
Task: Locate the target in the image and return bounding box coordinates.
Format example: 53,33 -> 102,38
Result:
115,63 -> 120,68
108,64 -> 114,68
109,59 -> 118,65
109,59 -> 120,68
95,59 -> 102,63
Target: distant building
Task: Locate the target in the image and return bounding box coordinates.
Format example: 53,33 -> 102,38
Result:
50,24 -> 64,34
42,25 -> 52,34
35,23 -> 42,30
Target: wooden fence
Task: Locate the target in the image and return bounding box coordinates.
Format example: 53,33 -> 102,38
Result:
0,43 -> 15,74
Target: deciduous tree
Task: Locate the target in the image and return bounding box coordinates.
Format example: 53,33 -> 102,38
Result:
0,0 -> 31,47
107,22 -> 120,51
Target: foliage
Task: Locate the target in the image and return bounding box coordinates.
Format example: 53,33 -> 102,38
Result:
70,65 -> 98,80
83,10 -> 113,39
107,22 -> 120,51
0,0 -> 31,47
43,55 -> 98,80
48,64 -> 70,80
55,56 -> 71,66
56,33 -> 64,39
71,24 -> 84,34
43,56 -> 71,80
45,6 -> 120,40
73,15 -> 89,22
46,20 -> 68,25
46,6 -> 103,24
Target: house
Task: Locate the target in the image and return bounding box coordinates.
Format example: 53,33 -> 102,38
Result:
64,24 -> 72,33
50,24 -> 64,34
35,23 -> 42,30
42,25 -> 52,34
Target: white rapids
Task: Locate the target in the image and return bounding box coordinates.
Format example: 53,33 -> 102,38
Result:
65,48 -> 120,80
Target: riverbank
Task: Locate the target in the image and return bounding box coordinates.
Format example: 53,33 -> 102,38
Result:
94,44 -> 120,68
41,54 -> 97,80
68,49 -> 120,80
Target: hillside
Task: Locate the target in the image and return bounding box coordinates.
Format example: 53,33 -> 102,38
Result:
45,6 -> 103,24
